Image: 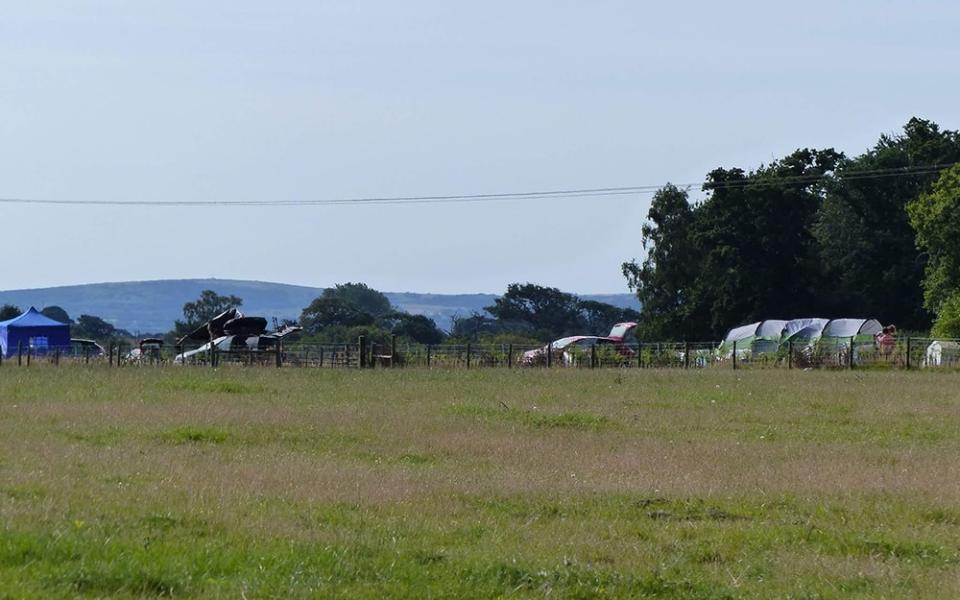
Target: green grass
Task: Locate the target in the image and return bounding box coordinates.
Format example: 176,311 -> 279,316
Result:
0,367 -> 958,598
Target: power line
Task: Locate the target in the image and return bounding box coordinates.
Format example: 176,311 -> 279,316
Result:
0,162 -> 954,208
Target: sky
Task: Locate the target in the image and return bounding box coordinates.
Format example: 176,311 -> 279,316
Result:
1,1 -> 958,294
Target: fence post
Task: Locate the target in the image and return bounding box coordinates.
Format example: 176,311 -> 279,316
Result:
84,346 -> 89,365
507,344 -> 513,368
848,336 -> 854,370
546,343 -> 552,368
26,346 -> 31,367
732,340 -> 737,370
391,335 -> 397,368
465,344 -> 471,369
684,342 -> 690,369
590,344 -> 597,369
905,337 -> 911,370
275,341 -> 282,368
18,341 -> 22,367
426,344 -> 432,368
358,336 -> 366,369
319,347 -> 325,368
788,340 -> 793,369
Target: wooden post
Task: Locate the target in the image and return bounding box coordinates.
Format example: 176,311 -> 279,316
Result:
358,336 -> 366,369
590,344 -> 597,369
18,341 -> 23,367
84,346 -> 89,365
638,344 -> 643,369
507,344 -> 513,368
466,344 -> 471,369
788,340 -> 793,369
848,336 -> 854,370
684,342 -> 691,369
732,340 -> 737,370
275,341 -> 282,368
390,335 -> 397,368
26,346 -> 31,367
426,345 -> 432,368
546,343 -> 552,368
905,337 -> 911,370
319,346 -> 325,368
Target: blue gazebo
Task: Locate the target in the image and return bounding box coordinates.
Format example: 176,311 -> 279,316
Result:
0,307 -> 70,357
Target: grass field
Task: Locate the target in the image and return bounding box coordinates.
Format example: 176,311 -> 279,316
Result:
0,367 -> 958,598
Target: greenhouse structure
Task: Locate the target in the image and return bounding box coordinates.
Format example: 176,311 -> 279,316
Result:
718,318 -> 884,359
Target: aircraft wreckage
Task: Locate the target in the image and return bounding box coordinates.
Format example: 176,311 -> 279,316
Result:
174,308 -> 301,363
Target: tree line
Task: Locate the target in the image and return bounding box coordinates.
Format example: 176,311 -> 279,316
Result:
1,282 -> 637,347
622,117 -> 960,340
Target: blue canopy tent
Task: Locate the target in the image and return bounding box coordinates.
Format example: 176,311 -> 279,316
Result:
0,307 -> 70,358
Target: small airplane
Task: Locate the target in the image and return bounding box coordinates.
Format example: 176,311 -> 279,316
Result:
520,322 -> 638,366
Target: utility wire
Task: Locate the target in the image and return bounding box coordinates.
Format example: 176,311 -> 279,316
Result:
0,162 -> 954,208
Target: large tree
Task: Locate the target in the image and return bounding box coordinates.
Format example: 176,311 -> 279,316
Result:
383,312 -> 445,345
72,314 -> 131,340
485,283 -> 584,339
695,149 -> 841,333
322,283 -> 392,317
300,297 -> 376,333
622,184 -> 699,339
173,290 -> 243,336
625,149 -> 841,339
907,163 -> 960,335
0,304 -> 22,321
40,305 -> 71,324
814,117 -> 960,328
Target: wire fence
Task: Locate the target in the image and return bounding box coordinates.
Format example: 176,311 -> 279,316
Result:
3,336 -> 960,371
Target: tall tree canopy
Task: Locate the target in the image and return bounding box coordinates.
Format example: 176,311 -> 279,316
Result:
814,118 -> 960,329
173,290 -> 243,336
40,306 -> 71,324
625,118 -> 960,339
624,149 -> 841,339
622,184 -> 699,339
485,284 -> 584,339
482,283 -> 638,340
907,164 -> 960,335
300,297 -> 376,332
321,283 -> 392,317
0,304 -> 23,321
72,314 -> 131,340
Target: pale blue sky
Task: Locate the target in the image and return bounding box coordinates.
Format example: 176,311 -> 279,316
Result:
2,1 -> 958,293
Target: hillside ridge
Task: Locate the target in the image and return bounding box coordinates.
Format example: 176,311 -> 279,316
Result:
0,279 -> 639,333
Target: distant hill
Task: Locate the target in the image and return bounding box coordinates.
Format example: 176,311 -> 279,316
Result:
0,279 -> 640,334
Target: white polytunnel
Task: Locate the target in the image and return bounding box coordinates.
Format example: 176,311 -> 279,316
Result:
821,318 -> 882,340
717,317 -> 886,358
718,320 -> 787,357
